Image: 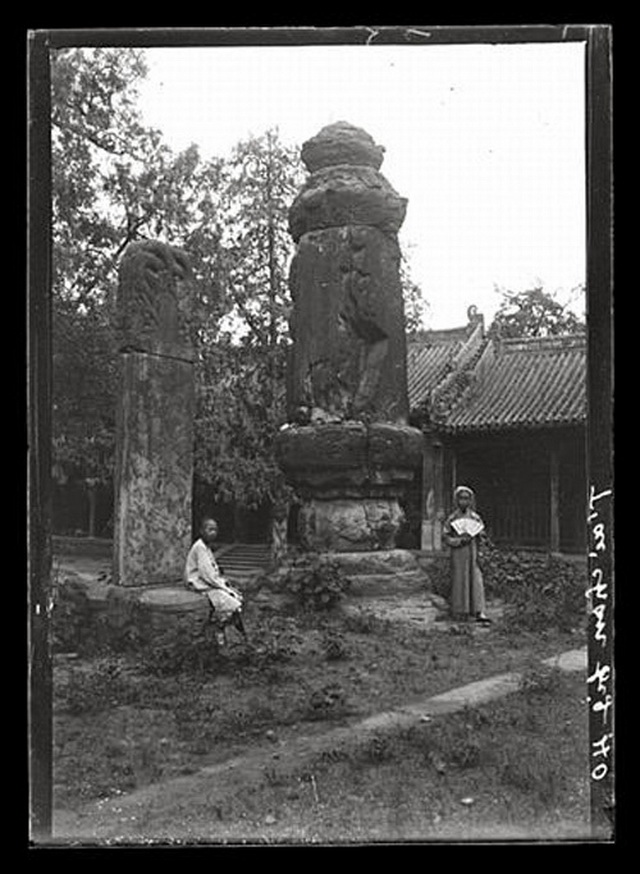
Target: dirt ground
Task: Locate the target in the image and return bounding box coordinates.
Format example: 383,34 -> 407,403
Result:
50,582 -> 591,844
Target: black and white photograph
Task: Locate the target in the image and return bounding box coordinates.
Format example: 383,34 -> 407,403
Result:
27,26 -> 614,846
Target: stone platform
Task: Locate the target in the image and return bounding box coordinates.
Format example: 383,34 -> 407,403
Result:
314,548 -> 433,597
55,564 -> 211,640
54,546 -> 449,642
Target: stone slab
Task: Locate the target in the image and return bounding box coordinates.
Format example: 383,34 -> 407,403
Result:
113,352 -> 194,587
345,570 -> 428,597
323,548 -> 420,575
541,649 -> 588,672
137,587 -> 206,613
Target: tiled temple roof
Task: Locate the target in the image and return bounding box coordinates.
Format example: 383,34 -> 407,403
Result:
407,322 -> 586,432
407,340 -> 462,411
444,334 -> 586,432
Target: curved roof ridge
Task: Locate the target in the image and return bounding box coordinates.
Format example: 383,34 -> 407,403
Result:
499,333 -> 586,353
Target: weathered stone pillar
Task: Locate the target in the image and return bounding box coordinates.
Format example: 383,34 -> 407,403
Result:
276,122 -> 423,552
113,240 -> 195,586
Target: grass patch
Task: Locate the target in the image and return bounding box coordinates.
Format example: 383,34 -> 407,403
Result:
172,670 -> 590,843
53,583 -> 585,817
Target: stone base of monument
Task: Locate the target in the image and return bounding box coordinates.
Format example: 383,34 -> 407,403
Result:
297,498 -> 406,553
135,586 -> 209,635
60,575 -> 211,642
317,549 -> 432,598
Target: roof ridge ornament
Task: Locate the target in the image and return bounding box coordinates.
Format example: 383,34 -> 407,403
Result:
466,304 -> 484,327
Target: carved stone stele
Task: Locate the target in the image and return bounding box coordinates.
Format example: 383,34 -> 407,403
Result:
113,241 -> 195,586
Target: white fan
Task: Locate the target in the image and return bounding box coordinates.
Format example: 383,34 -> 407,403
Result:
451,517 -> 484,537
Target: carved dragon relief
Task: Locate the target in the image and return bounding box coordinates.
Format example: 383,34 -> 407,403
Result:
117,240 -> 193,360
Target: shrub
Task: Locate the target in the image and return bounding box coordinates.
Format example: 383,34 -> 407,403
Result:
321,631 -> 351,661
358,734 -> 395,764
303,682 -> 349,721
519,664 -> 563,698
423,556 -> 451,600
499,559 -> 585,633
422,546 -> 588,635
275,554 -> 351,611
425,544 -> 587,632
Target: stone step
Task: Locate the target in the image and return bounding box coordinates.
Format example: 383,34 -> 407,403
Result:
224,562 -> 269,569
224,556 -> 271,564
218,543 -> 270,553
220,562 -> 269,578
216,544 -> 270,569
224,565 -> 266,574
319,549 -> 421,577
345,569 -> 430,598
222,551 -> 270,559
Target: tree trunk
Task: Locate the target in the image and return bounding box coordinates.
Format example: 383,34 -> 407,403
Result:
86,481 -> 97,538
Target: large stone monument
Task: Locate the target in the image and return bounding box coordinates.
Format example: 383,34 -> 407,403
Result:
276,122 -> 423,552
113,240 -> 195,587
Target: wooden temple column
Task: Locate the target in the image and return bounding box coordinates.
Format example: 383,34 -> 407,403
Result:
450,447 -> 458,498
549,445 -> 560,553
420,431 -> 445,552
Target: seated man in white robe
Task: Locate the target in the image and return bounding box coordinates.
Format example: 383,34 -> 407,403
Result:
185,517 -> 245,646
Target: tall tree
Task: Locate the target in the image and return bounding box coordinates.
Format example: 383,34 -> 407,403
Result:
51,47 -> 226,486
400,251 -> 428,334
215,129 -> 303,345
488,286 -> 586,340
193,130 -> 303,515
51,47 -> 152,485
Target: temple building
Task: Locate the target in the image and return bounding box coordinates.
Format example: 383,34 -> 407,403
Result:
406,308 -> 587,555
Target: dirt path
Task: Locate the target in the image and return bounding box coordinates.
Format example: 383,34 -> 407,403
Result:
52,647 -> 586,844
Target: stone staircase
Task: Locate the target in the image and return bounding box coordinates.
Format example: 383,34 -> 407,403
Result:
215,542 -> 271,585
